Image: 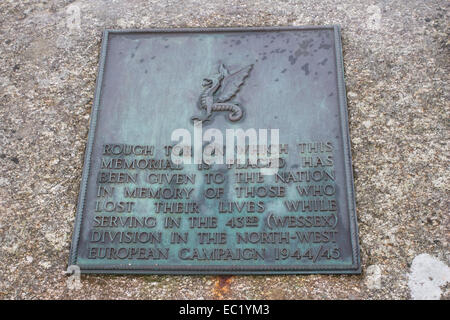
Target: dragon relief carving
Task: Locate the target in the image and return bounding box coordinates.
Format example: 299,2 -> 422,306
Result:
191,63 -> 253,123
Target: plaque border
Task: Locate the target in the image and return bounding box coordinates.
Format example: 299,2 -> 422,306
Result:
69,25 -> 361,275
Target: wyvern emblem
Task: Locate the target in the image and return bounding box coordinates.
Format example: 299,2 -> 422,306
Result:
191,64 -> 253,123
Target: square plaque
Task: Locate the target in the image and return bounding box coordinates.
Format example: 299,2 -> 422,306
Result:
69,26 -> 361,274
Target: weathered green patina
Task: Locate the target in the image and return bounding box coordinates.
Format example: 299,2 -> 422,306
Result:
69,26 -> 360,274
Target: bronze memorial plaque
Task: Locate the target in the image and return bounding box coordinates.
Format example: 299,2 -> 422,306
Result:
69,26 -> 361,274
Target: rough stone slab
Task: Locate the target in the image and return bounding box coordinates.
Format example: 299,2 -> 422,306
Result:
0,0 -> 448,299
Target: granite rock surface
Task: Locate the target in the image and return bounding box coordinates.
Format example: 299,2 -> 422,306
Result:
0,0 -> 448,299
